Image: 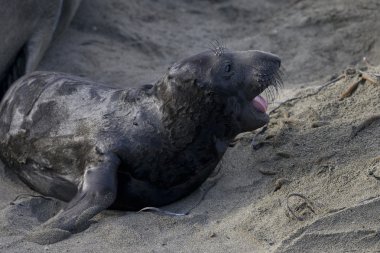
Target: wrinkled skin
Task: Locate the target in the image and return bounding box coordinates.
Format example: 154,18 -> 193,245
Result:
0,0 -> 82,98
0,49 -> 281,244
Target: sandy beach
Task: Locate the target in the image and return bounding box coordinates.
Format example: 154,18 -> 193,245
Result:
0,0 -> 379,252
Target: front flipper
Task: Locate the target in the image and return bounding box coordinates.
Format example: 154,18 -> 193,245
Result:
26,153 -> 120,245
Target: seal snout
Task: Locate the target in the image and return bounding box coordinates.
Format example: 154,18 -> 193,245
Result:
251,50 -> 281,68
239,50 -> 283,123
245,50 -> 283,101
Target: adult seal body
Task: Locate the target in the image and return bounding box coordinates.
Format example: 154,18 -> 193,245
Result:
0,49 -> 281,243
0,0 -> 82,98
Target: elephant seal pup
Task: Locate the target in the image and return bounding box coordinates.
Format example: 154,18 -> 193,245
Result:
0,49 -> 281,243
0,0 -> 82,98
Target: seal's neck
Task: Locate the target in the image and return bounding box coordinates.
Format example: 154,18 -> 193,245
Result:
154,76 -> 239,151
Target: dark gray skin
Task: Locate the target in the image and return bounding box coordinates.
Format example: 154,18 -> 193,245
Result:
0,0 -> 82,98
0,49 -> 281,244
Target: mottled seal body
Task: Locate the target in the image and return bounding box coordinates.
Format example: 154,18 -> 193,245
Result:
0,49 -> 281,243
0,0 -> 81,97
0,72 -> 222,209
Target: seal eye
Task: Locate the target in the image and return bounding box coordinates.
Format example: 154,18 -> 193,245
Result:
224,64 -> 231,72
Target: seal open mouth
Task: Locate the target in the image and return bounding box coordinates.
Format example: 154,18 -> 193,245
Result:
252,95 -> 268,113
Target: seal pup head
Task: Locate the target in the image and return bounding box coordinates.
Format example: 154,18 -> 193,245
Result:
163,48 -> 282,135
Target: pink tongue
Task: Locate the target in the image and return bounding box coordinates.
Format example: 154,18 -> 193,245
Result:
252,95 -> 268,113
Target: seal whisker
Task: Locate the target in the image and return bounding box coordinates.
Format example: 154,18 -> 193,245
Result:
207,41 -> 218,55
264,86 -> 276,102
207,40 -> 226,56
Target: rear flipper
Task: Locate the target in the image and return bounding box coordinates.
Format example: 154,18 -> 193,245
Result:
26,153 -> 120,245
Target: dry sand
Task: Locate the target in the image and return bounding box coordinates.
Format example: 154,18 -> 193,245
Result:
1,0 -> 380,252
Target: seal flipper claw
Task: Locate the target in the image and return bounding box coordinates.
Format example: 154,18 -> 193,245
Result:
26,153 -> 120,244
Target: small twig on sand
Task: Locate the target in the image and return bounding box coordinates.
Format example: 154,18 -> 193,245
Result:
340,70 -> 380,100
360,71 -> 380,84
339,78 -> 364,100
286,193 -> 316,221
